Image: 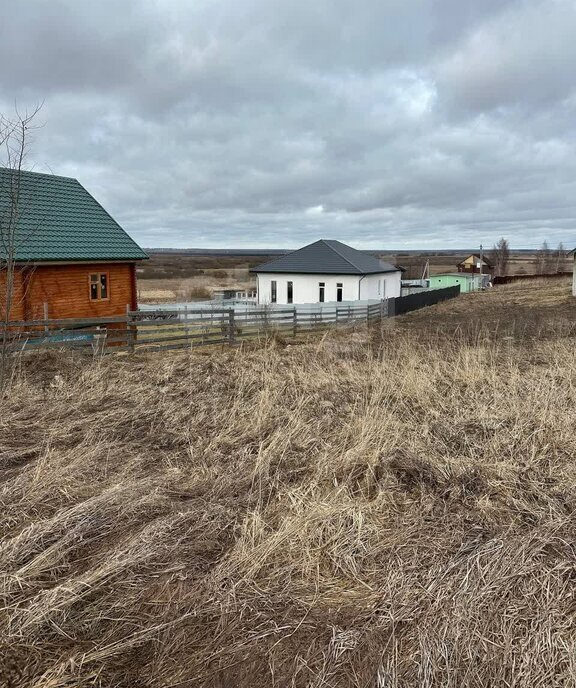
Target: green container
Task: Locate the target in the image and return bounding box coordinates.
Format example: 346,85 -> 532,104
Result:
428,274 -> 480,293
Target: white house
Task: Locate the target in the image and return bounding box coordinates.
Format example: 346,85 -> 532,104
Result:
251,239 -> 402,305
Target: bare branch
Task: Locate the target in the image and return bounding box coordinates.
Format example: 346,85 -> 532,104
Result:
488,238 -> 510,277
0,104 -> 44,392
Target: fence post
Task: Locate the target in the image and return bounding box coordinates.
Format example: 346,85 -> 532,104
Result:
43,303 -> 49,333
292,307 -> 297,338
184,305 -> 189,344
127,304 -> 135,353
228,309 -> 236,345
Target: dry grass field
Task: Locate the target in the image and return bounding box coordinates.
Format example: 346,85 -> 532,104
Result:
1,279 -> 576,687
137,272 -> 255,303
136,254 -> 260,303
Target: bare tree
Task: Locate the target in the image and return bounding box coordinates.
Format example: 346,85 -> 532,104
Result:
0,106 -> 42,392
489,237 -> 510,277
554,242 -> 567,273
536,241 -> 555,274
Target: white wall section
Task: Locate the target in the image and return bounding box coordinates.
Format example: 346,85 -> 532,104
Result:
256,271 -> 401,304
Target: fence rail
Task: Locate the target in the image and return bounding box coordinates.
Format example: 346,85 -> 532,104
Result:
3,287 -> 459,354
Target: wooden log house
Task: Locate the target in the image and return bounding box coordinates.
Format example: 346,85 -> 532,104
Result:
0,168 -> 148,323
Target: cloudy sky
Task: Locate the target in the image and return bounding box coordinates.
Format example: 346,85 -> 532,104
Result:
1,0 -> 575,249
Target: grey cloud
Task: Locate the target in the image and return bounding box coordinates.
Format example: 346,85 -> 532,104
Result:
435,0 -> 576,115
0,1 -> 159,92
0,0 -> 575,250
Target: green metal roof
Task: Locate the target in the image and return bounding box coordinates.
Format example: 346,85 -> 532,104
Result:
0,168 -> 148,262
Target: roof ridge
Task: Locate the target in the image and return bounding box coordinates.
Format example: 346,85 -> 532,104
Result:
0,166 -> 77,182
320,239 -> 360,270
256,239 -> 324,269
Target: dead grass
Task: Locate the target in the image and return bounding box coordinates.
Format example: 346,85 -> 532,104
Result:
1,279 -> 576,686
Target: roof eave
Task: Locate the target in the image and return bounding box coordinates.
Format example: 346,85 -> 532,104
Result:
250,267 -> 400,275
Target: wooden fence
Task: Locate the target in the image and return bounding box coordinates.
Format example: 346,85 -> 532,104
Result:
3,287 -> 459,354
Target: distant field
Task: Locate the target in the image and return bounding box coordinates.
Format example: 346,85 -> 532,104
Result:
2,277 -> 576,686
137,253 -> 269,280
137,254 -> 260,302
137,250 -> 571,303
384,251 -> 570,278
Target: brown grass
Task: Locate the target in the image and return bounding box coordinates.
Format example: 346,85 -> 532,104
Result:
1,279 -> 576,686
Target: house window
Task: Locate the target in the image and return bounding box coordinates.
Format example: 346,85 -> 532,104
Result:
271,280 -> 277,303
319,282 -> 325,302
336,282 -> 343,302
89,273 -> 109,301
287,281 -> 293,304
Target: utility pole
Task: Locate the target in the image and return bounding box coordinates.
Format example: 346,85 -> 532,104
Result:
421,259 -> 430,281
478,244 -> 483,291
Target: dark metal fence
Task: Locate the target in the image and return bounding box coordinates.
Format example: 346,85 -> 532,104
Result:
493,272 -> 571,285
388,286 -> 460,317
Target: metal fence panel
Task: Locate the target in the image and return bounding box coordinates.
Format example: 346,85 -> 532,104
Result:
388,286 -> 460,317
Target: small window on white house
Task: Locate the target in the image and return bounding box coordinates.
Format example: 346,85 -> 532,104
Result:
336,283 -> 343,302
287,281 -> 293,304
271,280 -> 277,303
319,282 -> 325,302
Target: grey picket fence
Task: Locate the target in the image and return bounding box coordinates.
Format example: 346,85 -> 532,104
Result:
3,287 -> 459,354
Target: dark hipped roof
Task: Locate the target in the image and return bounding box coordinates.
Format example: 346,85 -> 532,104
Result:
0,168 -> 148,262
250,239 -> 399,275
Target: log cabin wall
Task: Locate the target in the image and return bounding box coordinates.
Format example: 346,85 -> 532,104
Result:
21,263 -> 136,321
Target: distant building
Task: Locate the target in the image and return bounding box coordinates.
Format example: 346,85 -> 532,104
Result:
457,254 -> 493,275
0,168 -> 148,322
250,239 -> 402,305
429,273 -> 487,293
213,288 -> 256,301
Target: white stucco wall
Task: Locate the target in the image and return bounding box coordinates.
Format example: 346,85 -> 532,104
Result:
255,271 -> 402,305
360,272 -> 402,300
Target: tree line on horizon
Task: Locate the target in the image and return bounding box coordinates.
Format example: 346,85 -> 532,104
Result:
489,238 -> 568,277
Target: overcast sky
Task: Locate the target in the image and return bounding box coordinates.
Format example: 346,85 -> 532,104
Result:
1,0 -> 575,249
